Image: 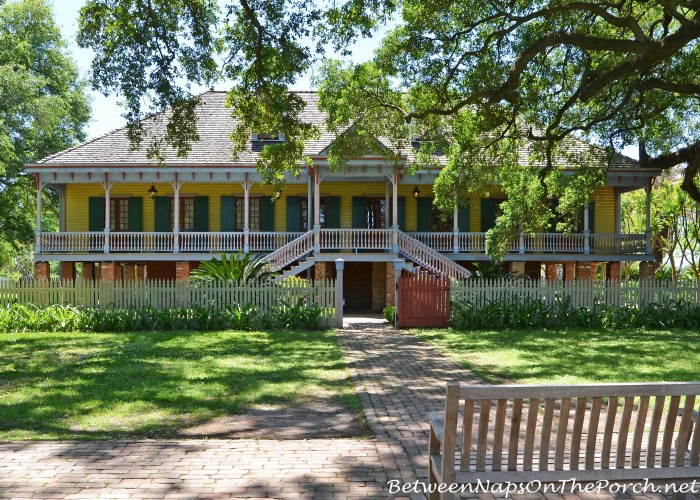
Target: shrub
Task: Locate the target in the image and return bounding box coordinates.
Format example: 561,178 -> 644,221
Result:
383,306 -> 395,325
0,303 -> 330,333
450,297 -> 700,331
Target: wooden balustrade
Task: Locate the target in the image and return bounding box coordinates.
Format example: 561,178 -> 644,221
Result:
110,232 -> 174,252
249,232 -> 305,251
40,232 -> 103,253
320,229 -> 392,250
408,232 -> 453,251
261,231 -> 314,271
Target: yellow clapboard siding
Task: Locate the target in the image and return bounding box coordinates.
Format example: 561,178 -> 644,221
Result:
593,186 -> 616,233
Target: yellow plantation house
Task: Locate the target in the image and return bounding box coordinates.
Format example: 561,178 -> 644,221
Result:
28,91 -> 660,311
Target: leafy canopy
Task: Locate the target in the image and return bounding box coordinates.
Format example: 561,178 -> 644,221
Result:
78,0 -> 700,258
0,0 -> 90,268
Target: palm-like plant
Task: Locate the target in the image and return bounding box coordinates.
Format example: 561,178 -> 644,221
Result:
190,251 -> 277,283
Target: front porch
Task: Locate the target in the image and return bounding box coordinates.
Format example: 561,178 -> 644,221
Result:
37,228 -> 650,260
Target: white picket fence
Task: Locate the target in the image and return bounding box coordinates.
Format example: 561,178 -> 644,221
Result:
451,279 -> 700,308
0,279 -> 337,322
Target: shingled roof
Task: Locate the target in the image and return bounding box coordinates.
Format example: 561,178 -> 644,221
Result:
36,90 -> 639,169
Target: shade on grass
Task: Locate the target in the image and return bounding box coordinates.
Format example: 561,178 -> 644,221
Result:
413,328 -> 700,385
0,330 -> 360,440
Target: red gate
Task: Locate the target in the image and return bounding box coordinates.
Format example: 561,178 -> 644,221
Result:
397,273 -> 451,327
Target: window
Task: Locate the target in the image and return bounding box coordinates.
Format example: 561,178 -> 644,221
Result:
109,198 -> 129,231
235,198 -> 260,231
300,198 -> 326,230
366,198 -> 386,229
253,131 -> 284,142
169,198 -> 195,231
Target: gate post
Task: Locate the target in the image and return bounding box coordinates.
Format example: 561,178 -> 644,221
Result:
335,259 -> 344,328
393,259 -> 403,329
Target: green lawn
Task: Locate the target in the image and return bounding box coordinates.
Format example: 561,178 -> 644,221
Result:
413,328 -> 700,385
0,330 -> 362,440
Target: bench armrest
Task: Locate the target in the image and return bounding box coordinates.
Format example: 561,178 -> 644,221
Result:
429,411 -> 445,444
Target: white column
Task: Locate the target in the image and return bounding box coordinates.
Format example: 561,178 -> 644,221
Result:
104,182 -> 111,253
307,175 -> 312,232
35,181 -> 42,254
385,183 -> 391,229
453,198 -> 459,254
314,170 -> 321,253
173,182 -> 180,253
335,259 -> 344,328
244,179 -> 250,253
392,173 -> 398,253
583,203 -> 590,254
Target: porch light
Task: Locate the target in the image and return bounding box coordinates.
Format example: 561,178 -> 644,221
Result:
147,185 -> 158,199
412,186 -> 421,199
274,191 -> 282,200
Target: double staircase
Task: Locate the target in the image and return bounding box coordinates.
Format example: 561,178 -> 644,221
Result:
260,228 -> 470,281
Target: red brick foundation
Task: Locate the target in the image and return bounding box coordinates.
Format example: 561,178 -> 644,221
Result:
509,262 -> 525,276
34,262 -> 50,281
136,264 -> 145,281
314,262 -> 327,282
371,262 -> 387,311
606,262 -> 621,282
60,261 -> 76,281
100,262 -> 120,282
175,261 -> 191,282
575,261 -> 594,282
82,262 -> 95,282
123,264 -> 136,283
385,262 -> 396,308
545,263 -> 558,282
563,262 -> 575,283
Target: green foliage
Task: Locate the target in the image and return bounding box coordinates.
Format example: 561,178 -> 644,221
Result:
190,251 -> 277,283
451,297 -> 700,331
0,0 -> 90,262
383,305 -> 395,325
0,302 -> 331,333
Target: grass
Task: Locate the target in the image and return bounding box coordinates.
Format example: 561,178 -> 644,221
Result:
0,330 -> 363,440
413,328 -> 700,385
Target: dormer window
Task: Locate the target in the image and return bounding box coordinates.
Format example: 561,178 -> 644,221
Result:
252,131 -> 285,142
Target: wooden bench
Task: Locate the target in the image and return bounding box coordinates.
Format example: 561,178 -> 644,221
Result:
429,382 -> 700,500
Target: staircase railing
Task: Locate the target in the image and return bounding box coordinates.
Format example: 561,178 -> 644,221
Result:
397,231 -> 470,280
260,230 -> 314,271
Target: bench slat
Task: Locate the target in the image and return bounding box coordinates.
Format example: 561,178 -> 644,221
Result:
676,395 -> 696,466
539,398 -> 555,471
523,398 -> 539,471
662,395 -> 681,467
570,397 -> 586,470
585,397 -> 602,469
616,396 -> 634,468
691,403 -> 700,465
554,398 -> 570,470
460,399 -> 474,472
507,399 -> 523,471
476,399 -> 490,472
459,382 -> 700,400
647,395 -> 665,468
601,397 -> 618,469
492,399 -> 507,471
631,395 -> 649,468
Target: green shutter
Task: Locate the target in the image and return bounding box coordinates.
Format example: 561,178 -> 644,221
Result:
417,198 -> 432,232
398,196 -> 406,231
194,196 -> 209,232
352,197 -> 366,228
221,196 -> 235,231
154,197 -> 170,232
88,197 -> 104,231
128,197 -> 143,232
481,198 -> 497,231
458,204 -> 470,232
260,196 -> 275,231
325,196 -> 340,228
286,196 -> 301,231
588,204 -> 595,233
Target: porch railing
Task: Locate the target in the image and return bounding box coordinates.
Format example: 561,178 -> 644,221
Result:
37,230 -> 649,256
320,228 -> 392,250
